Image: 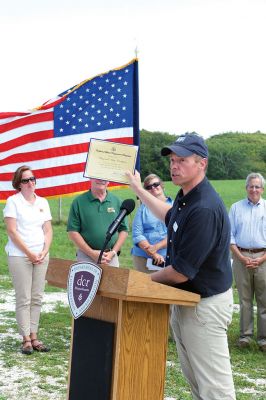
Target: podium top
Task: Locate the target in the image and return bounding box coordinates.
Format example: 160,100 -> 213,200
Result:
46,258 -> 200,306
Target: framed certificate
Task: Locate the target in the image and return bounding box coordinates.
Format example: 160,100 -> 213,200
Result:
84,138 -> 139,184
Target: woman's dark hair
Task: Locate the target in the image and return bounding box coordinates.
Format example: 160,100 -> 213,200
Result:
12,165 -> 32,191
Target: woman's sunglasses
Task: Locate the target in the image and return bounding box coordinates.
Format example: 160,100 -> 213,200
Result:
21,176 -> 36,184
145,181 -> 161,190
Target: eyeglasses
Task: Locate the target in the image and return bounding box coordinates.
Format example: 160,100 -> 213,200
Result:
145,182 -> 161,190
247,185 -> 262,190
21,176 -> 36,184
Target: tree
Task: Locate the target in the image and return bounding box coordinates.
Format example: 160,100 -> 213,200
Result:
138,130 -> 266,180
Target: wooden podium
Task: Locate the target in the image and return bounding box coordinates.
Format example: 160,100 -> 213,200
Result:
46,258 -> 200,400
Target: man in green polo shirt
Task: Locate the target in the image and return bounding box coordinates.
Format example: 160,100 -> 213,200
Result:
67,179 -> 128,267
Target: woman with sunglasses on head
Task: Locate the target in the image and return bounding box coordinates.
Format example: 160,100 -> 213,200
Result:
131,174 -> 173,273
3,165 -> 53,355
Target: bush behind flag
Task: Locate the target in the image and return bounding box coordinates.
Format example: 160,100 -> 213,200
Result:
0,58 -> 139,201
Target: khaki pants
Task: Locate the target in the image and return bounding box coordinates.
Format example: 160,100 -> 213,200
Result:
132,255 -> 153,274
171,289 -> 235,400
8,255 -> 49,337
232,251 -> 266,345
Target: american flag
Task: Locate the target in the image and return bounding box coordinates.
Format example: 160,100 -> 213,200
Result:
0,59 -> 139,201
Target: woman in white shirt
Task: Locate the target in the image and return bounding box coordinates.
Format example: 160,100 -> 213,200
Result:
3,165 -> 53,355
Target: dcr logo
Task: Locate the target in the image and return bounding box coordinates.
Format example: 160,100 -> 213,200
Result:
176,136 -> 185,143
77,274 -> 91,287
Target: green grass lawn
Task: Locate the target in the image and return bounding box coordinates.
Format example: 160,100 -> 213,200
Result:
0,180 -> 265,399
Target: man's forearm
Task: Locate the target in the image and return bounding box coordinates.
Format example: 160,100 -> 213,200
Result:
113,231 -> 128,253
68,231 -> 95,257
151,265 -> 188,285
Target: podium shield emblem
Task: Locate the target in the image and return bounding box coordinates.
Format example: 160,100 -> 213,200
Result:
67,262 -> 102,319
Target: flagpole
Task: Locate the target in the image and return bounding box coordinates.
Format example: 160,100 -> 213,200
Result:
58,197 -> 62,223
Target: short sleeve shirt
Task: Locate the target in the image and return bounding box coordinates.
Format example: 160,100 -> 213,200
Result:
3,192 -> 52,256
131,197 -> 173,258
165,178 -> 232,297
67,190 -> 129,250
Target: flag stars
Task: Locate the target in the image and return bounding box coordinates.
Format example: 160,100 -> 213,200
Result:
55,63 -> 133,135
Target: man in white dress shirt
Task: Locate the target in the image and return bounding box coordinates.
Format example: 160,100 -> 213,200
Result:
229,172 -> 266,352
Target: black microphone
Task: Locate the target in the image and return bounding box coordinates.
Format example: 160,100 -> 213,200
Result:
106,198 -> 135,240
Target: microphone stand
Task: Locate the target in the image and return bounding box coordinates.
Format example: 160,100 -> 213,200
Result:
97,235 -> 111,264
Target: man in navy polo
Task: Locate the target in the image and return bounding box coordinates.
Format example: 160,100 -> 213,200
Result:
126,133 -> 236,400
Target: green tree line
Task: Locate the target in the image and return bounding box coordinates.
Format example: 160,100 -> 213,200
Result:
139,130 -> 266,180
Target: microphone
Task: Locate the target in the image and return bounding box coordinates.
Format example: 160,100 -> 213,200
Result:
106,198 -> 135,240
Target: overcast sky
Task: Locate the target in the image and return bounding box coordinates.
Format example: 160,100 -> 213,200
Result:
1,0 -> 266,138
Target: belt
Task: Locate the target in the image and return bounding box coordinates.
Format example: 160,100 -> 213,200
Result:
105,249 -> 121,256
237,247 -> 266,253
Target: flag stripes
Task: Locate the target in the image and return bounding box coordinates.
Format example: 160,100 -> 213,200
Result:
0,59 -> 139,201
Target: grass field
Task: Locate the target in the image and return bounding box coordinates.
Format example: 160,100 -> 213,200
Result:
0,180 -> 265,399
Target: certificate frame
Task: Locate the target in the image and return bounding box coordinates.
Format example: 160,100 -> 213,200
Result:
84,138 -> 139,185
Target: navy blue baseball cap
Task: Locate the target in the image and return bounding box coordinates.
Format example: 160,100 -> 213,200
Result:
161,133 -> 208,158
